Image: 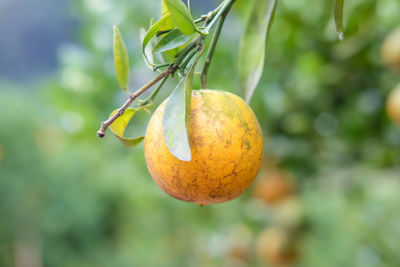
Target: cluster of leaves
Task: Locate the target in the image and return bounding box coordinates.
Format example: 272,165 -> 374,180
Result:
141,0 -> 202,70
105,0 -> 279,161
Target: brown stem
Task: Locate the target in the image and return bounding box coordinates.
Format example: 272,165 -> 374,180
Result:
97,66 -> 174,138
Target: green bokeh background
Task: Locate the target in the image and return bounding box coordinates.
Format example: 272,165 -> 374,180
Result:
1,0 -> 400,266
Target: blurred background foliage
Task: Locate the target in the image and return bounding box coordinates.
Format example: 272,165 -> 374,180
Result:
1,0 -> 400,266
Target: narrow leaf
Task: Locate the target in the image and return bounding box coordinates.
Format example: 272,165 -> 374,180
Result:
113,25 -> 130,92
238,0 -> 278,103
142,14 -> 172,67
153,29 -> 192,53
109,108 -> 145,147
164,0 -> 196,36
334,0 -> 345,40
162,62 -> 196,161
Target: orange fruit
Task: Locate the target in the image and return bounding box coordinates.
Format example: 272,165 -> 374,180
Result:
387,83 -> 400,125
256,227 -> 298,266
253,169 -> 294,204
381,27 -> 400,70
144,89 -> 263,205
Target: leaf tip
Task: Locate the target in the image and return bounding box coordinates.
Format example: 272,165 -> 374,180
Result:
178,151 -> 192,162
113,25 -> 120,35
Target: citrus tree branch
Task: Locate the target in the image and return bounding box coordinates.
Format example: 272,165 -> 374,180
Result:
137,75 -> 169,106
204,0 -> 235,33
97,67 -> 173,138
97,0 -> 236,138
97,41 -> 203,138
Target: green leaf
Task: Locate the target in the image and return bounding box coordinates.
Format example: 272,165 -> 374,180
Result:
162,61 -> 196,161
164,0 -> 196,36
109,108 -> 146,147
153,29 -> 192,53
334,0 -> 345,40
238,0 -> 278,103
142,14 -> 173,67
140,28 -> 155,70
113,25 -> 130,92
161,0 -> 175,31
162,0 -> 169,16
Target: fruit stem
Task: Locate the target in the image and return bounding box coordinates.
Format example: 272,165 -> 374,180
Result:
201,0 -> 235,88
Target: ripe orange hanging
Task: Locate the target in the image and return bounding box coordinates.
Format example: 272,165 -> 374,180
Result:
144,89 -> 263,205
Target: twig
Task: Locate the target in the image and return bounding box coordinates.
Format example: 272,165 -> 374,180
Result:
97,67 -> 174,138
137,75 -> 169,106
194,0 -> 225,24
204,0 -> 235,33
